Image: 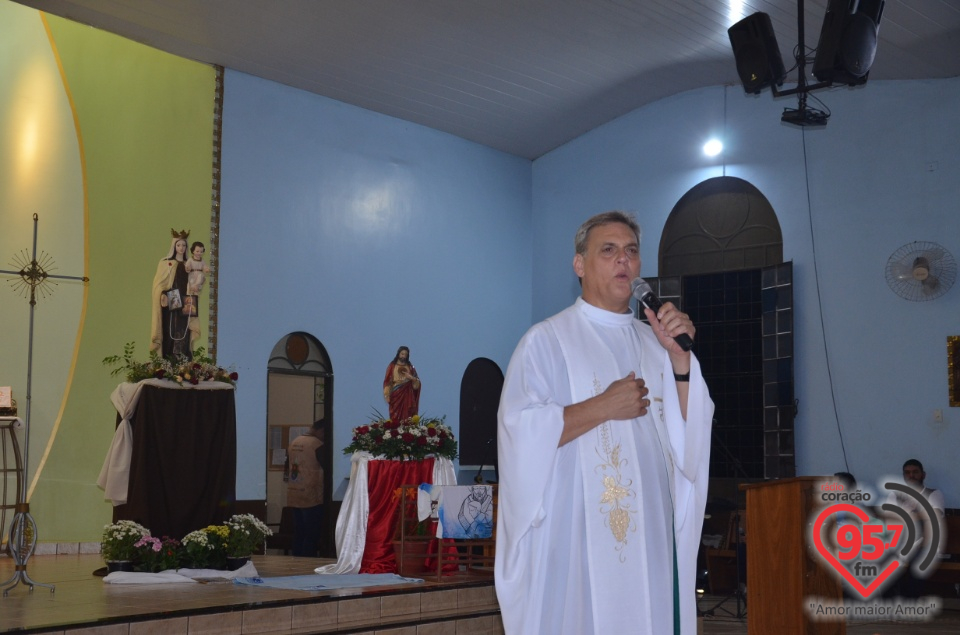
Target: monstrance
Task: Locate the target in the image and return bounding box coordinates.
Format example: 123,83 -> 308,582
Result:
0,214 -> 89,595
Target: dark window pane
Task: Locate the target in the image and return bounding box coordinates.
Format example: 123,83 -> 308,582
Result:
777,290 -> 792,311
777,310 -> 793,334
777,334 -> 793,357
765,456 -> 780,479
762,288 -> 777,312
762,335 -> 776,360
764,407 -> 779,430
777,263 -> 793,284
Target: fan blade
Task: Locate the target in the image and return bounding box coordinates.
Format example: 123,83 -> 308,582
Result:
923,248 -> 945,263
890,262 -> 913,280
922,276 -> 940,294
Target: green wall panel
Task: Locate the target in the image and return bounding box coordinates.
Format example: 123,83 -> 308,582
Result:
0,0 -> 215,542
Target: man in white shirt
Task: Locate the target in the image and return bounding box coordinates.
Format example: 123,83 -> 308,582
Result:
897,459 -> 945,514
495,211 -> 714,635
888,458 -> 945,598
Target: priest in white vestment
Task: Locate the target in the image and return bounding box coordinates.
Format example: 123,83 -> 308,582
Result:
495,211 -> 714,635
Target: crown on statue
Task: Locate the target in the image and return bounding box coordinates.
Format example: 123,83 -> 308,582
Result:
170,228 -> 191,240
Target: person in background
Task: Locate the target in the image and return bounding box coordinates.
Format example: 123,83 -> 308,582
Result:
888,458 -> 945,598
287,419 -> 326,557
896,459 -> 945,515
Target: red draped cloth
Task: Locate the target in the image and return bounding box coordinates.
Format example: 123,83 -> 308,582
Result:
425,531 -> 461,575
360,458 -> 436,574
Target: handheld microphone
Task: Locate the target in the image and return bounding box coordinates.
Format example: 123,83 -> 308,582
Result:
631,277 -> 694,352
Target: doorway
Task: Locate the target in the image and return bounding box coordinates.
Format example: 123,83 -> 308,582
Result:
653,176 -> 794,481
266,332 -> 335,557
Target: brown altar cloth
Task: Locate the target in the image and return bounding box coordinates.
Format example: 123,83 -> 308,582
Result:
113,384 -> 236,539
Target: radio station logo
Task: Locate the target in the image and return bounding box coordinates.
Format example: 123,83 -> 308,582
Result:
807,478 -> 944,621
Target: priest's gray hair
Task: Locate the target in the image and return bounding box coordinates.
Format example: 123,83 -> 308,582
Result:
574,211 -> 642,255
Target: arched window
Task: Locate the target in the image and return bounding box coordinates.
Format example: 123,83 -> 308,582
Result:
659,176 -> 782,276
643,177 -> 794,480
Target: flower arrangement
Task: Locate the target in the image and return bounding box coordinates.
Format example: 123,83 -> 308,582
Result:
224,513 -> 273,557
134,536 -> 182,572
103,341 -> 238,386
101,520 -> 150,563
182,525 -> 230,570
343,414 -> 458,461
101,515 -> 274,572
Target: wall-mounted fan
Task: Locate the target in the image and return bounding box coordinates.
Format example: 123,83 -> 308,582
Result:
885,241 -> 957,301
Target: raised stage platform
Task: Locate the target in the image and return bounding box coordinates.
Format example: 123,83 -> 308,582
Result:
3,554 -> 959,634
0,554 -> 502,634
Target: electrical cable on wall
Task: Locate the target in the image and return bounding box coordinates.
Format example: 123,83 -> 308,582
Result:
800,129 -> 850,473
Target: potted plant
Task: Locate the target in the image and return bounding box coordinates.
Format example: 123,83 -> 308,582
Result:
181,525 -> 229,570
223,514 -> 272,569
133,536 -> 182,573
101,520 -> 150,572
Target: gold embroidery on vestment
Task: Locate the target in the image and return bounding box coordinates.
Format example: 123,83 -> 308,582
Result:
592,374 -> 637,561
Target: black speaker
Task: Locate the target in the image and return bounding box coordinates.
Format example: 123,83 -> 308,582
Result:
813,0 -> 885,85
728,12 -> 787,94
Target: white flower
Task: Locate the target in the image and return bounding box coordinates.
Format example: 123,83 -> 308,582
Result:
182,529 -> 210,547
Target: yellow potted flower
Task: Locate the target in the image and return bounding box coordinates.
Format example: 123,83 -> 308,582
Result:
181,525 -> 229,570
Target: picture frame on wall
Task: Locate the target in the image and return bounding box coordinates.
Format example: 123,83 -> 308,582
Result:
949,336 -> 960,407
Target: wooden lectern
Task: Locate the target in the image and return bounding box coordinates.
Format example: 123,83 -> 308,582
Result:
741,477 -> 845,635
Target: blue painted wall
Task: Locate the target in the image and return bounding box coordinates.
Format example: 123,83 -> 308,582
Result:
219,71 -> 532,499
220,72 -> 959,506
532,79 -> 960,504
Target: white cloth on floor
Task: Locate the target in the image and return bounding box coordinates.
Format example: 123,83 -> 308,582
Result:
102,561 -> 258,583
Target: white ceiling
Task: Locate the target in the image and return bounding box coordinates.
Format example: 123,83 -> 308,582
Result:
14,0 -> 960,159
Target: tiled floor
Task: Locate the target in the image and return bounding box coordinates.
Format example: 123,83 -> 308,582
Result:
0,554 -> 501,634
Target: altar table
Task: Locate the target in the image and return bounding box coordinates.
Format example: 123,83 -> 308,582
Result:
98,380 -> 236,539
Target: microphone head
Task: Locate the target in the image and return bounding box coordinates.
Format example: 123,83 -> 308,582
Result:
631,277 -> 652,300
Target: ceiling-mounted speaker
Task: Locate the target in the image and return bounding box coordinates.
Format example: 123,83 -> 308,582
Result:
813,0 -> 885,85
728,12 -> 787,94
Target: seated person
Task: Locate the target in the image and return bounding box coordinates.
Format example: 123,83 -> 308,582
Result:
886,459 -> 945,598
